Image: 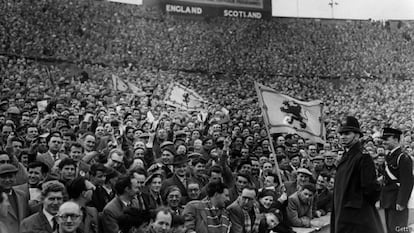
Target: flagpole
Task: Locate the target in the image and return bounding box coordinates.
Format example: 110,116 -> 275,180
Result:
254,82 -> 283,186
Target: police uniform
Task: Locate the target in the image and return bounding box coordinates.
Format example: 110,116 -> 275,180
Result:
380,128 -> 414,233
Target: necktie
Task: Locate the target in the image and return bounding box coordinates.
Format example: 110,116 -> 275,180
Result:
52,216 -> 58,231
138,195 -> 146,210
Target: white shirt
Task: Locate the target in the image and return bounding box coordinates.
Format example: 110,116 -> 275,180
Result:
29,188 -> 42,201
43,208 -> 55,229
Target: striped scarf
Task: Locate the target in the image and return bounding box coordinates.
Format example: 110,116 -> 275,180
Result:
242,202 -> 262,233
203,198 -> 232,233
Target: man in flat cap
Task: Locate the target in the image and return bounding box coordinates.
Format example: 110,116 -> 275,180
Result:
380,127 -> 413,233
331,116 -> 383,233
0,163 -> 29,233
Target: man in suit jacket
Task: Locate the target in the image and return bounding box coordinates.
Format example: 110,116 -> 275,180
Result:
102,174 -> 139,233
227,186 -> 263,233
0,163 -> 29,233
66,176 -> 99,233
37,133 -> 68,170
89,164 -> 116,212
286,183 -> 315,227
20,180 -> 66,233
380,127 -> 414,233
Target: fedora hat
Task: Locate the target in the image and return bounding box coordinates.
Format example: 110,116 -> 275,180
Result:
172,154 -> 189,166
338,116 -> 363,137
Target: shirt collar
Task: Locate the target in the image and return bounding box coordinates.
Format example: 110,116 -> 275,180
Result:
43,208 -> 55,226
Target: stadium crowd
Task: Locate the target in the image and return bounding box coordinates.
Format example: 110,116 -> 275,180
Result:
1,0 -> 414,233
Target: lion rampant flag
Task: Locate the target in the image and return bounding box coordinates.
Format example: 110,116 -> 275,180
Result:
255,82 -> 325,143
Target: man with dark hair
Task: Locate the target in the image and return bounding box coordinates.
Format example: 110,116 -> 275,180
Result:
313,173 -> 332,218
147,206 -> 174,233
380,127 -> 413,233
102,174 -> 139,233
130,168 -> 150,210
66,177 -> 98,233
287,183 -> 315,227
89,164 -> 114,212
58,158 -> 77,185
183,182 -> 231,233
227,185 -> 262,233
229,172 -> 251,203
37,132 -> 68,169
21,180 -> 66,233
15,161 -> 49,208
331,116 -> 383,233
68,142 -> 90,177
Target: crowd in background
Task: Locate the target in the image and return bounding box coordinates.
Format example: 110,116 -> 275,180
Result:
1,0 -> 414,233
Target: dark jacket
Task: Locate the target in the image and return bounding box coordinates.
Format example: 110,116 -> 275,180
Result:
380,147 -> 413,208
90,185 -> 115,212
313,187 -> 332,216
20,210 -> 54,233
330,142 -> 384,233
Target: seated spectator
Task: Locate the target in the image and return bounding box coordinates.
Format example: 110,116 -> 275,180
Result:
313,173 -> 332,218
284,168 -> 312,197
286,183 -> 315,228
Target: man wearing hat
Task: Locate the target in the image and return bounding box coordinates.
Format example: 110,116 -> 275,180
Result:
331,116 -> 383,233
284,168 -> 313,197
380,127 -> 413,233
0,163 -> 29,233
160,154 -> 189,203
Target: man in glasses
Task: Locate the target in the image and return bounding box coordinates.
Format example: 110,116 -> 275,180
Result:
0,163 -> 29,233
56,201 -> 83,233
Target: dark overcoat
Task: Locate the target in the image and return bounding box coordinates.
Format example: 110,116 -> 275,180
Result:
330,142 -> 384,233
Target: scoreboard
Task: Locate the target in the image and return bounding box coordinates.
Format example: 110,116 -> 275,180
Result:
162,0 -> 271,19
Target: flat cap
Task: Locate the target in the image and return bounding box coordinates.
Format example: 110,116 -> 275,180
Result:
0,164 -> 18,175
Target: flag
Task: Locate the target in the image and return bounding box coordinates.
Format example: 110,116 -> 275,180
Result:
108,0 -> 143,5
163,82 -> 208,111
112,75 -> 128,92
255,82 -> 325,143
127,81 -> 148,97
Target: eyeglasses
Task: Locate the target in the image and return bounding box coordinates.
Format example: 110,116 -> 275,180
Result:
56,214 -> 82,221
0,160 -> 11,164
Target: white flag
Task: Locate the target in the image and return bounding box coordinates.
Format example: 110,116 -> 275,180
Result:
163,82 -> 208,111
112,75 -> 128,92
255,82 -> 325,143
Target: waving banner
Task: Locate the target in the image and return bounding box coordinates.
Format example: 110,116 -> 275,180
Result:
163,82 -> 209,111
255,82 -> 325,143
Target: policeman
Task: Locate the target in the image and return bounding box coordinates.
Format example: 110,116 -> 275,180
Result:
380,127 -> 413,233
